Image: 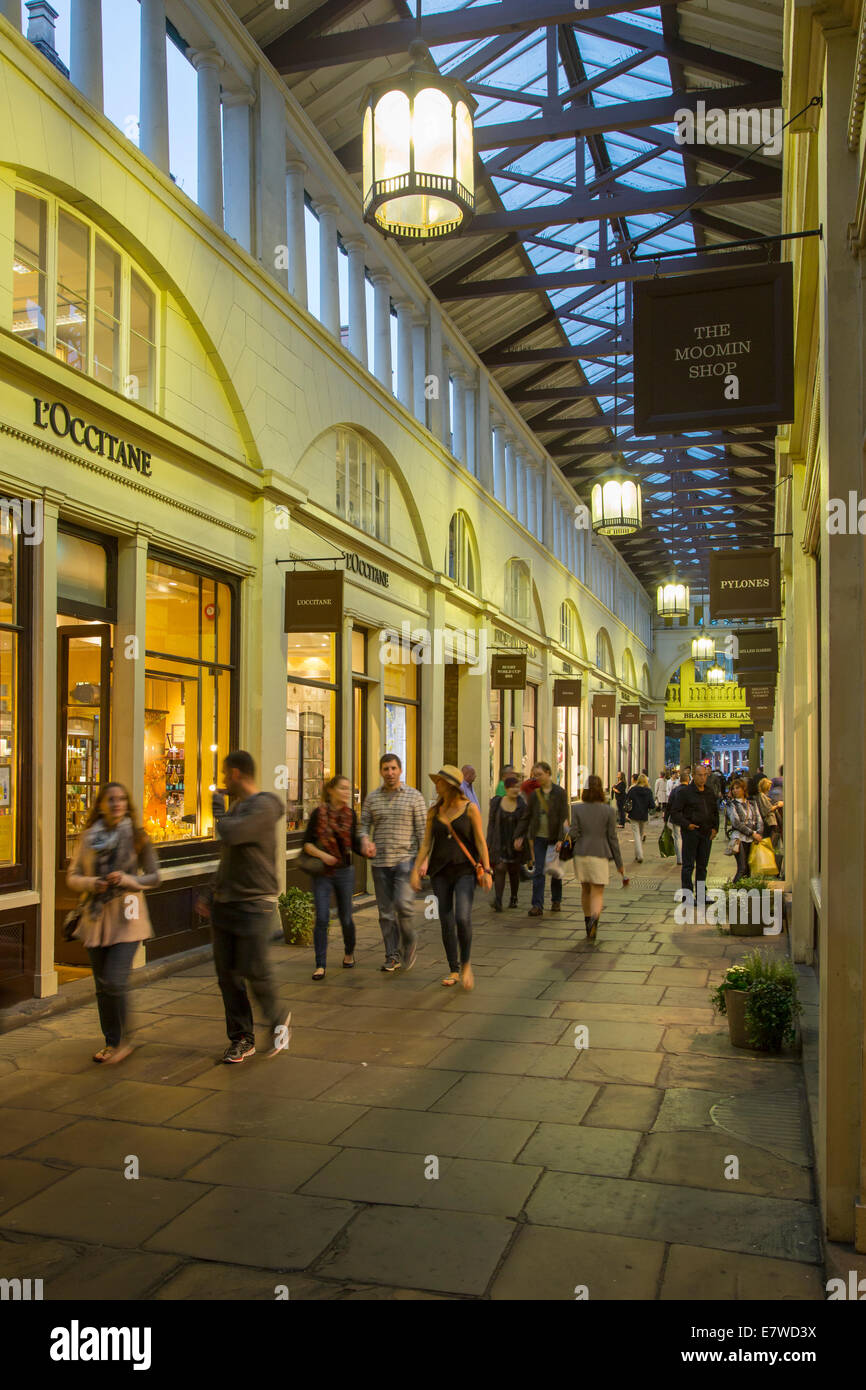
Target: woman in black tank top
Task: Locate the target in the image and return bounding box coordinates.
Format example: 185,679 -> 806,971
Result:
411,766 -> 492,990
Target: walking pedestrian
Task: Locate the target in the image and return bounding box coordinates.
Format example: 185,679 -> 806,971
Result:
207,751 -> 291,1064
359,754 -> 426,973
654,770 -> 668,815
303,775 -> 361,979
411,765 -> 492,990
612,770 -> 628,828
670,763 -> 719,895
66,782 -> 161,1065
665,770 -> 690,865
460,764 -> 480,809
563,774 -> 628,941
515,761 -> 570,917
727,777 -> 764,882
486,774 -> 526,911
625,773 -> 655,863
756,777 -> 782,861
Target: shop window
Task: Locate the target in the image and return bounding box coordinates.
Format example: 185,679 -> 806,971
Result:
521,684 -> 537,780
11,187 -> 159,410
0,511 -> 31,887
382,640 -> 419,786
505,559 -> 531,623
335,429 -> 388,541
286,633 -> 338,831
144,557 -> 236,847
446,511 -> 478,594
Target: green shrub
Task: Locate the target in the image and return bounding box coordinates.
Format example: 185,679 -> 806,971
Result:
278,887 -> 314,946
709,947 -> 800,1049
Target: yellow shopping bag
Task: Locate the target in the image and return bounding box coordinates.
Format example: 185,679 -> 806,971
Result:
749,837 -> 778,878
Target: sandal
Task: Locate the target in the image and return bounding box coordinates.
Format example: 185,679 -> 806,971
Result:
342,957 -> 355,969
312,967 -> 326,980
460,964 -> 475,992
103,1042 -> 133,1065
92,1046 -> 114,1063
441,971 -> 460,987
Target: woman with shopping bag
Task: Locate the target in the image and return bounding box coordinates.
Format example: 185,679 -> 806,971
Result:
726,777 -> 764,883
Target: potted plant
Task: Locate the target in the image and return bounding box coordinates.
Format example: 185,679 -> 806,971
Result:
718,876 -> 775,936
278,886 -> 314,947
709,948 -> 801,1051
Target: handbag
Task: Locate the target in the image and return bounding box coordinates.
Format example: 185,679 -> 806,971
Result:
749,837 -> 778,878
446,824 -> 488,885
558,834 -> 575,863
62,905 -> 85,941
658,825 -> 675,858
296,849 -> 327,877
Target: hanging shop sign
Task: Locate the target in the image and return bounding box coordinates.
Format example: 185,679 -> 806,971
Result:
708,549 -> 782,621
632,263 -> 794,433
665,722 -> 686,739
553,679 -> 582,707
743,682 -> 776,706
33,397 -> 153,477
740,724 -> 756,738
747,692 -> 775,722
342,551 -> 389,587
732,626 -> 779,674
619,704 -> 640,725
491,654 -> 527,689
640,713 -> 658,732
593,693 -> 616,719
284,569 -> 344,633
738,666 -> 777,690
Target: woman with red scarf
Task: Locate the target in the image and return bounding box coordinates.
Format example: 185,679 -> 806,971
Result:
303,775 -> 362,979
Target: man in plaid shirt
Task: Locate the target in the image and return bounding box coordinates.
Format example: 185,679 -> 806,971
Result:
360,753 -> 427,972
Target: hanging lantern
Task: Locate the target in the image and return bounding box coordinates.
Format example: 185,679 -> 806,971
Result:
590,475 -> 642,537
691,636 -> 715,662
656,581 -> 690,617
706,663 -> 725,685
361,42 -> 476,241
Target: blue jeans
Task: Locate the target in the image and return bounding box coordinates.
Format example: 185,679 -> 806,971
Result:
371,858 -> 417,963
312,865 -> 356,968
86,941 -> 139,1048
430,870 -> 475,971
532,836 -> 563,909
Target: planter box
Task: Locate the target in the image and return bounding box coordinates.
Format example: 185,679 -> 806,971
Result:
724,986 -> 759,1049
279,906 -> 313,947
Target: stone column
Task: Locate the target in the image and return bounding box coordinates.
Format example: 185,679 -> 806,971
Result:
313,200 -> 340,337
254,73 -> 287,287
371,272 -> 392,389
190,48 -> 225,227
412,311 -> 427,423
492,423 -> 506,501
222,90 -> 254,252
139,0 -> 169,173
476,373 -> 493,491
505,436 -> 518,514
542,458 -> 554,548
428,304 -> 447,444
0,1 -> 21,29
343,237 -> 368,367
70,0 -> 103,110
394,299 -> 415,409
285,160 -> 308,305
526,461 -> 537,534
422,586 -> 447,784
452,370 -> 467,462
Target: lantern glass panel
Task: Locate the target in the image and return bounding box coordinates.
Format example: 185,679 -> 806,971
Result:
414,87 -> 454,178
591,483 -> 602,527
374,90 -> 410,183
456,100 -> 473,193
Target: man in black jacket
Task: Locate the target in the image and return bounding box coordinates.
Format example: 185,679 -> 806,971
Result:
515,762 -> 570,917
670,763 -> 719,893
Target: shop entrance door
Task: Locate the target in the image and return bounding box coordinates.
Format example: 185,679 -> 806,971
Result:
55,625 -> 112,967
352,681 -> 368,894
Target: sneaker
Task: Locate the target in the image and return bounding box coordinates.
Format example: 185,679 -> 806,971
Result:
381,958 -> 400,972
265,1010 -> 293,1058
402,942 -> 418,972
528,906 -> 543,917
223,1039 -> 255,1064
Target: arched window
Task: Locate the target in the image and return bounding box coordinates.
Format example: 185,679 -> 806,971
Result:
621,649 -> 637,688
446,512 -> 479,593
505,559 -> 531,622
13,185 -> 159,409
335,429 -> 389,541
596,628 -> 614,675
560,600 -> 579,653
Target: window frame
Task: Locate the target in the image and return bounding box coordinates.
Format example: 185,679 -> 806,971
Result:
0,521 -> 33,891
12,183 -> 160,411
336,428 -> 390,543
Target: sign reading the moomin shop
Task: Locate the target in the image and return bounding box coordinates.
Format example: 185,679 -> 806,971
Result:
708,549 -> 782,620
633,264 -> 794,433
33,398 -> 153,477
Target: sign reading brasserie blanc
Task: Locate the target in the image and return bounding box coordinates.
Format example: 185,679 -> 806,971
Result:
34,398 -> 153,477
619,704 -> 640,725
553,679 -> 582,707
491,654 -> 527,689
284,569 -> 343,633
732,627 -> 779,674
633,263 -> 794,433
709,549 -> 782,620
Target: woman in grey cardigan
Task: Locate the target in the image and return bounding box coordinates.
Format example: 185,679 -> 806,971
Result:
67,782 -> 161,1064
561,774 -> 628,940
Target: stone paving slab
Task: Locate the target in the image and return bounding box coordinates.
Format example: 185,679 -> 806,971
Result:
632,1131 -> 813,1201
18,1117 -> 226,1179
570,1047 -> 665,1087
660,1244 -> 825,1300
516,1122 -> 641,1178
332,1106 -> 534,1161
144,1186 -> 358,1269
490,1225 -> 666,1301
164,1091 -> 367,1144
1,1167 -> 207,1246
0,1105 -> 73,1155
301,1147 -> 542,1218
431,1073 -> 599,1124
0,1231 -> 179,1300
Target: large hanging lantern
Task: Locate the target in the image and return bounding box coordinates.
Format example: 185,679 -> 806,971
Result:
706,663 -> 725,685
657,581 -> 690,617
692,636 -> 715,662
590,475 -> 642,537
361,41 -> 476,241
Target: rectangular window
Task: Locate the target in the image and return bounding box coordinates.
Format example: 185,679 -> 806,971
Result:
13,191 -> 47,348
144,557 -> 236,848
336,429 -> 387,541
0,509 -> 31,887
56,211 -> 89,374
286,633 -> 338,831
93,236 -> 122,391
522,683 -> 537,779
130,271 -> 156,410
383,641 -> 420,786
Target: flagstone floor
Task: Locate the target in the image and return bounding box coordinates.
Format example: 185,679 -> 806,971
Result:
0,823 -> 822,1300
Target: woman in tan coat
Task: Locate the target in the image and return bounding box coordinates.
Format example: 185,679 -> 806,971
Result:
67,782 -> 160,1064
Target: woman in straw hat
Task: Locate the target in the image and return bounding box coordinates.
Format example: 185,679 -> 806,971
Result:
411,765 -> 492,990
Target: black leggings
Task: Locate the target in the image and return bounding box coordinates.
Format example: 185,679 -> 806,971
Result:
431,870 -> 475,971
493,862 -> 520,902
